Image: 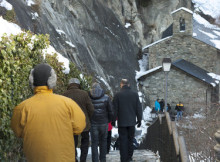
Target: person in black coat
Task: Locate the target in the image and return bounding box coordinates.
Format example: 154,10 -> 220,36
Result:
113,79 -> 142,162
89,82 -> 114,162
159,99 -> 165,112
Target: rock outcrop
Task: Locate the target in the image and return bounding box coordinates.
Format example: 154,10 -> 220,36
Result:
7,0 -> 190,93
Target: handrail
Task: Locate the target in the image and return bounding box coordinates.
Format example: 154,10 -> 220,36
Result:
179,136 -> 189,162
139,112 -> 190,162
172,121 -> 180,155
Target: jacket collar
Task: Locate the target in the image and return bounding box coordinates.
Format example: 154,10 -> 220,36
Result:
34,86 -> 53,94
67,83 -> 80,90
121,85 -> 130,91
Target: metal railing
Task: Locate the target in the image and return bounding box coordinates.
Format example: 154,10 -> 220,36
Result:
139,112 -> 189,162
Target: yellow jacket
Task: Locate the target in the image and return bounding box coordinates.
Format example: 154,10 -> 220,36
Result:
11,86 -> 86,162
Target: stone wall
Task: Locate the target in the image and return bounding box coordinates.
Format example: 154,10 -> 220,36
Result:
140,67 -> 212,114
172,9 -> 193,35
148,35 -> 219,74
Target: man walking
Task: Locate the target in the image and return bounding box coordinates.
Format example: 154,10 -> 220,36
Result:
89,82 -> 114,162
11,63 -> 86,162
113,79 -> 142,162
63,78 -> 94,162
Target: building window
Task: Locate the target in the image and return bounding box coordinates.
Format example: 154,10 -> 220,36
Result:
179,17 -> 185,31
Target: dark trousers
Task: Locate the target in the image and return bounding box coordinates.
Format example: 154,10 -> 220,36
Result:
91,124 -> 108,162
107,131 -> 112,153
74,130 -> 90,162
118,126 -> 135,162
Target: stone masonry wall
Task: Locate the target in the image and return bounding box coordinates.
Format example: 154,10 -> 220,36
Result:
172,10 -> 193,35
141,68 -> 211,114
148,35 -> 219,74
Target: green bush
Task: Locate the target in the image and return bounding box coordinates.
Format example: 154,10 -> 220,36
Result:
2,9 -> 16,23
0,31 -> 92,161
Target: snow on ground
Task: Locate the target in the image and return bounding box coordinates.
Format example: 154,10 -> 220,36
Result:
43,46 -> 70,74
198,29 -> 218,39
25,0 -> 35,6
0,16 -> 70,73
111,106 -> 153,145
0,17 -> 21,38
192,0 -> 220,19
0,0 -> 12,10
65,41 -> 76,48
125,23 -> 131,28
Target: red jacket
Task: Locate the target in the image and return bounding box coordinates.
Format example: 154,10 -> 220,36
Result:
108,122 -> 112,131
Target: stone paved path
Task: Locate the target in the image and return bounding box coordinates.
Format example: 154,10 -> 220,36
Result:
86,149 -> 160,162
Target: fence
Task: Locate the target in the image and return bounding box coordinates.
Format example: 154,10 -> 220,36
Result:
139,112 -> 189,162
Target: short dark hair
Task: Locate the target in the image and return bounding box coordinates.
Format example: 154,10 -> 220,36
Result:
120,79 -> 129,85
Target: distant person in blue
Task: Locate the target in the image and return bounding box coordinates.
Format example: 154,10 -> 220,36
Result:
154,99 -> 160,112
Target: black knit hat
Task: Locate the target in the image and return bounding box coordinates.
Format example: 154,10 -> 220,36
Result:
33,64 -> 52,86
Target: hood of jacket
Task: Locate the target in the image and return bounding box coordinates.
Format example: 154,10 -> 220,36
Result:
90,83 -> 104,100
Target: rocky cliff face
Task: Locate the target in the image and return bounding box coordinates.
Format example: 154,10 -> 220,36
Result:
7,0 -> 190,93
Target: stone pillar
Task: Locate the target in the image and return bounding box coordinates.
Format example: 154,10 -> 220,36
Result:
214,129 -> 220,161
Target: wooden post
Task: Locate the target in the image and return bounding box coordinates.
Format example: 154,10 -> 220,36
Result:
172,121 -> 179,155
178,136 -> 189,162
214,129 -> 220,161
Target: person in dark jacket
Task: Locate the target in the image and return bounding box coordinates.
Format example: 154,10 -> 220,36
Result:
159,99 -> 165,112
175,102 -> 184,121
89,82 -> 114,162
63,78 -> 94,162
113,79 -> 142,162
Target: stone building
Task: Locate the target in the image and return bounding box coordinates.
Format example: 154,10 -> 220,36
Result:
138,7 -> 220,114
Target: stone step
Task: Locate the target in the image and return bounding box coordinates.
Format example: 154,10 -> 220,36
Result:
86,150 -> 160,162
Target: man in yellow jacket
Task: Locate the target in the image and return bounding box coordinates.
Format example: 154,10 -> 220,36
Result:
11,63 -> 86,162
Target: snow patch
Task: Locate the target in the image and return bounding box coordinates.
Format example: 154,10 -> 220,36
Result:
171,7 -> 193,15
125,23 -> 131,28
193,113 -> 205,119
142,36 -> 172,51
138,54 -> 148,72
0,17 -> 22,39
210,39 -> 220,49
192,0 -> 220,19
31,12 -> 39,20
208,72 -> 220,80
0,0 -> 12,10
213,30 -> 220,36
198,29 -> 218,39
43,46 -> 70,74
193,13 -> 219,29
136,66 -> 162,81
65,41 -> 76,48
56,29 -> 66,36
26,0 -> 35,6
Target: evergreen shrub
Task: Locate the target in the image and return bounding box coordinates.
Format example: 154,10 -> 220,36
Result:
0,31 -> 92,161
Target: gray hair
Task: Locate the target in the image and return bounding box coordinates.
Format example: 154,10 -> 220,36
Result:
68,78 -> 80,85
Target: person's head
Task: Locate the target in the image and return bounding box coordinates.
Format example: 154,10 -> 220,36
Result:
68,78 -> 80,88
90,82 -> 103,99
29,63 -> 57,89
120,79 -> 129,88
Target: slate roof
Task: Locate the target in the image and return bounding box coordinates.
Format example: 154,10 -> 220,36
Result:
172,59 -> 217,85
138,59 -> 217,86
161,19 -> 220,49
